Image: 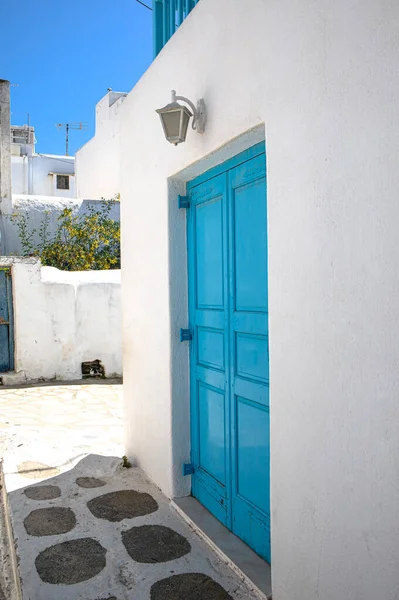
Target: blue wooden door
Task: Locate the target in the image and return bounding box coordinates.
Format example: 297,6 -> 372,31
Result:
187,143 -> 270,562
0,268 -> 14,373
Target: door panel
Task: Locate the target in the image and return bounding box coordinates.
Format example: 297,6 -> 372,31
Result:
197,328 -> 224,370
233,178 -> 268,312
236,397 -> 270,514
0,326 -> 10,372
0,269 -> 13,373
195,196 -> 224,309
188,174 -> 230,527
188,144 -> 270,562
229,156 -> 270,561
198,383 -> 226,484
236,333 -> 269,382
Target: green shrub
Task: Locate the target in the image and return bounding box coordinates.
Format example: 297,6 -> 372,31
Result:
12,198 -> 120,271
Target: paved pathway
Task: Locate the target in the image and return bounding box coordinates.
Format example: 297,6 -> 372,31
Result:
0,382 -> 263,600
0,381 -> 124,492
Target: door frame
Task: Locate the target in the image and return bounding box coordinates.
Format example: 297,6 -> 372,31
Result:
187,142 -> 266,191
186,141 -> 269,555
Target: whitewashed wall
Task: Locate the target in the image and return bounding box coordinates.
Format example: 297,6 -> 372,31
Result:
118,0 -> 399,598
11,154 -> 76,198
75,91 -> 126,200
0,257 -> 121,382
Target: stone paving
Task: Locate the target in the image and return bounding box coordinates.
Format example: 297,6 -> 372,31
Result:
0,382 -> 124,493
0,382 -> 264,600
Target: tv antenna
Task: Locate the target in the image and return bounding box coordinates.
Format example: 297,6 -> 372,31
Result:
135,0 -> 152,9
55,122 -> 88,155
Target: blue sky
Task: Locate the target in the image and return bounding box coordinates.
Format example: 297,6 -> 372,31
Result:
1,0 -> 153,156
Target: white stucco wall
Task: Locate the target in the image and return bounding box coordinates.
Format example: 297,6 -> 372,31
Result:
0,257 -> 121,381
118,0 -> 399,598
11,154 -> 76,198
11,157 -> 28,195
75,91 -> 126,200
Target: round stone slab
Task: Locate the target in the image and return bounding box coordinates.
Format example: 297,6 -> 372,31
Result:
122,524 -> 191,563
150,573 -> 234,600
87,490 -> 158,522
24,485 -> 61,501
24,507 -> 76,537
35,538 -> 106,584
76,477 -> 107,489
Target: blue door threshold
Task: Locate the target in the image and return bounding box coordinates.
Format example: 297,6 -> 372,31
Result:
172,496 -> 272,599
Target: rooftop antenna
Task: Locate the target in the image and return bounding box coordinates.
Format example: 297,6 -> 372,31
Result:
55,122 -> 88,155
135,0 -> 152,9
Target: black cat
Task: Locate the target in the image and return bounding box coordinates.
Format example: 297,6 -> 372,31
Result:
81,359 -> 105,378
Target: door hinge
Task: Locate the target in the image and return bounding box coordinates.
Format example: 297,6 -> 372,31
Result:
178,195 -> 189,209
183,463 -> 194,476
180,328 -> 192,342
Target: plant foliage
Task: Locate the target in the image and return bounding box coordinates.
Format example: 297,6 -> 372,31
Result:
11,198 -> 120,271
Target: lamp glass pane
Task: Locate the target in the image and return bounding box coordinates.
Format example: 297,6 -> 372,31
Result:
162,110 -> 182,139
180,111 -> 190,141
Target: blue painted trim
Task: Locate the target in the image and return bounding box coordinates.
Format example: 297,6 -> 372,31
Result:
153,0 -> 200,57
153,0 -> 164,57
186,141 -> 266,191
177,0 -> 184,24
169,0 -> 175,39
162,0 -> 170,47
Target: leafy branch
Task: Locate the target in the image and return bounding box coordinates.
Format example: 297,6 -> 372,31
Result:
11,197 -> 120,271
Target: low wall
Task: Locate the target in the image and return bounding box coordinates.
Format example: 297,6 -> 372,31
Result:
0,257 -> 121,382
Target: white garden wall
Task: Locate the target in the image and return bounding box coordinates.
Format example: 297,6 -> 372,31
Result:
0,257 -> 121,382
118,0 -> 399,598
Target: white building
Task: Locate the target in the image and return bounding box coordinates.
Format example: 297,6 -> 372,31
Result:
11,125 -> 76,198
69,0 -> 399,598
75,91 -> 126,200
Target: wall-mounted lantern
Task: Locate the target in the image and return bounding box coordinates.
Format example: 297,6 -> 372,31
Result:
156,90 -> 206,146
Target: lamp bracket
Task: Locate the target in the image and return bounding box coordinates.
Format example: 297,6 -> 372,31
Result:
171,90 -> 206,134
